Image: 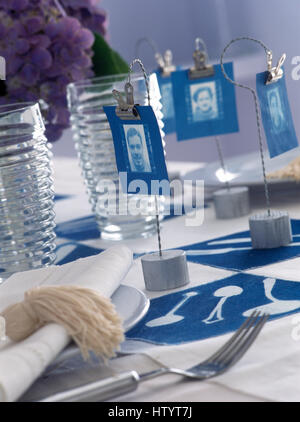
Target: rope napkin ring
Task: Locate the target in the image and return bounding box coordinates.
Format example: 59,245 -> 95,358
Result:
1,285 -> 124,360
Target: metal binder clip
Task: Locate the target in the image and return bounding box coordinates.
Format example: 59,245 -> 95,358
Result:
156,49 -> 176,77
113,82 -> 140,120
189,38 -> 214,80
266,52 -> 286,85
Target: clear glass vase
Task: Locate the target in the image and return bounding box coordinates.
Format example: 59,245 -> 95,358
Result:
0,102 -> 56,282
67,73 -> 166,241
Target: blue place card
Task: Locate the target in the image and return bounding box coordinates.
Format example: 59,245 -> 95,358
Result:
256,70 -> 298,158
171,62 -> 239,141
103,105 -> 169,195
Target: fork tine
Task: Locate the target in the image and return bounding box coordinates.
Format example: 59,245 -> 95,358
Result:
210,311 -> 262,365
202,311 -> 259,365
219,313 -> 269,369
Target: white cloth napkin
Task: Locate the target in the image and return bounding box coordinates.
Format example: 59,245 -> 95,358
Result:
0,245 -> 133,402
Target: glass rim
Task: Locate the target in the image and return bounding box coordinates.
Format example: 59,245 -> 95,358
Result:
0,101 -> 39,116
67,72 -> 147,90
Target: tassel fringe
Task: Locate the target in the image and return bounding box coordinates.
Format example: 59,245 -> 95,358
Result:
1,286 -> 124,360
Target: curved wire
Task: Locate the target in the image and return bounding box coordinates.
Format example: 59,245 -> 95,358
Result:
134,37 -> 159,60
220,37 -> 272,215
128,58 -> 151,106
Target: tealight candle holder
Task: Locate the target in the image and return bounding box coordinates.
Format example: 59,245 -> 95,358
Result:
141,249 -> 190,291
213,186 -> 250,219
249,210 -> 292,249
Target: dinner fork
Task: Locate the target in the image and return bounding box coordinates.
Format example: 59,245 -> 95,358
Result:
40,311 -> 268,402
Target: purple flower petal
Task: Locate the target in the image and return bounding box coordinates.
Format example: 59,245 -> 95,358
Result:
30,47 -> 52,69
46,63 -> 64,78
28,34 -> 51,48
74,28 -> 94,49
15,38 -> 30,54
6,55 -> 23,74
45,20 -> 59,39
19,63 -> 39,86
24,16 -> 44,35
69,67 -> 86,80
76,53 -> 92,68
58,17 -> 81,39
0,23 -> 7,38
45,123 -> 65,142
11,0 -> 29,11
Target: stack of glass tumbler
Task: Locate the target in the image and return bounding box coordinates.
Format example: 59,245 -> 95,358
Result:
67,73 -> 165,240
0,103 -> 56,282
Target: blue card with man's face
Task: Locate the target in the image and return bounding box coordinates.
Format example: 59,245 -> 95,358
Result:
171,62 -> 239,141
256,70 -> 298,158
103,105 -> 169,195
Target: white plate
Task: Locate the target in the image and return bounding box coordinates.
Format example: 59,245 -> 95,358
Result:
112,284 -> 149,332
185,147 -> 300,187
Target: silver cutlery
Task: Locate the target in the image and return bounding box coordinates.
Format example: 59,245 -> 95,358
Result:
40,311 -> 268,402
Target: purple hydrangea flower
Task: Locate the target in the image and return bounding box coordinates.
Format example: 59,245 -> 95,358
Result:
0,0 -> 104,141
60,0 -> 107,36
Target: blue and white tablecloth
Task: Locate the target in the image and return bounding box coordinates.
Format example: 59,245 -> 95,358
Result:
52,157 -> 300,402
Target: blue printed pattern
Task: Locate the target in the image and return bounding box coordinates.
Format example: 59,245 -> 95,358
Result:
180,219 -> 300,271
55,216 -> 100,241
54,194 -> 72,202
55,203 -> 191,242
55,241 -> 103,266
127,273 -> 300,345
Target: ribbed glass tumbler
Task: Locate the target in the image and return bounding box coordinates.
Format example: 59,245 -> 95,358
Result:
67,74 -> 165,240
0,103 -> 56,282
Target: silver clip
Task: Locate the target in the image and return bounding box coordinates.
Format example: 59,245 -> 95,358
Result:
112,82 -> 140,120
155,52 -> 165,71
188,39 -> 214,80
156,49 -> 176,77
266,53 -> 286,85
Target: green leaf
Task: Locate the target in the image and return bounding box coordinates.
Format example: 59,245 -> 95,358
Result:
92,33 -> 129,77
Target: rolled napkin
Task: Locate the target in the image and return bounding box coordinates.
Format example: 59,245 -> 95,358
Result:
0,245 -> 133,402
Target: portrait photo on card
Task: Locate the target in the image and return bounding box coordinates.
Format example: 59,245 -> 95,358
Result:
171,62 -> 239,141
267,88 -> 286,134
190,81 -> 219,122
256,71 -> 298,158
103,105 -> 169,194
124,124 -> 152,173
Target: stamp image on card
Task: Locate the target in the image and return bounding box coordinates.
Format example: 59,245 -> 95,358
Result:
124,124 -> 152,173
256,70 -> 298,158
189,80 -> 220,122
